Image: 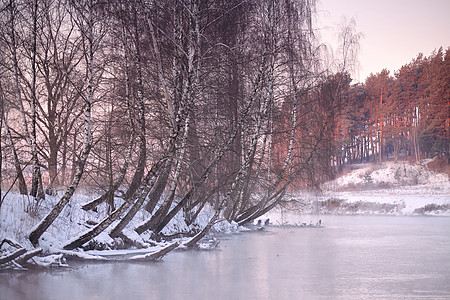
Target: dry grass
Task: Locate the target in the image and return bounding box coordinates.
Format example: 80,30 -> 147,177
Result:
426,158 -> 450,177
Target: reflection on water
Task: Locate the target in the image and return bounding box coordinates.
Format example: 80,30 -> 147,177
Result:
1,215 -> 450,299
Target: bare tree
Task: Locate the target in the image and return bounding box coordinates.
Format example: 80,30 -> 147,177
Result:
29,0 -> 97,246
0,0 -> 28,195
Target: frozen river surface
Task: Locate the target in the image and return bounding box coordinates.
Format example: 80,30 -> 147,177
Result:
2,215 -> 450,299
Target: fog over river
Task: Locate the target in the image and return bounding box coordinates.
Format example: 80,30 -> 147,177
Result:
1,215 -> 449,299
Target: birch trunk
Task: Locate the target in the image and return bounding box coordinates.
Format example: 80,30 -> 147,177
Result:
82,22 -> 139,212
136,0 -> 199,234
0,87 -> 2,203
235,1 -> 305,225
64,160 -> 162,249
29,0 -> 44,200
153,47 -> 269,235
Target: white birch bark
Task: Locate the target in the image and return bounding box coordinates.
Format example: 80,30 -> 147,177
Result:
29,0 -> 44,200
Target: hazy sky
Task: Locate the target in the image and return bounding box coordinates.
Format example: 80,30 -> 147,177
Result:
317,0 -> 450,83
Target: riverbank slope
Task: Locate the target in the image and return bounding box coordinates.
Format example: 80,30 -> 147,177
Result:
261,158 -> 450,225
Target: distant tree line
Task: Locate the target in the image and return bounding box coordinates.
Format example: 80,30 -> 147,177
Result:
320,48 -> 449,176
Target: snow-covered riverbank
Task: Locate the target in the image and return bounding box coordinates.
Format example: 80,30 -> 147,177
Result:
257,159 -> 449,225
1,159 -> 448,269
320,159 -> 449,216
0,191 -> 242,269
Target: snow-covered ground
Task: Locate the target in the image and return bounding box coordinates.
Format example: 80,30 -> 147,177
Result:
0,191 -> 241,267
260,159 -> 450,223
1,159 -> 449,268
322,160 -> 449,215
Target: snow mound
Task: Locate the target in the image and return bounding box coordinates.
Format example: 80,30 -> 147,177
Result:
256,160 -> 449,223
317,160 -> 450,216
323,160 -> 449,192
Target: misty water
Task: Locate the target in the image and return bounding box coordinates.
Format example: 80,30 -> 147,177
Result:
2,215 -> 450,299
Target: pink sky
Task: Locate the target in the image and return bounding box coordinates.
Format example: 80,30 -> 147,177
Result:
317,0 -> 450,83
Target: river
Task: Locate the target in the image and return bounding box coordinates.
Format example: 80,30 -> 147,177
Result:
1,215 -> 450,299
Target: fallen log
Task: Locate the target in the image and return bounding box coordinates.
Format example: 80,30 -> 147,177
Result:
0,248 -> 27,265
0,238 -> 22,249
130,242 -> 179,261
15,248 -> 43,265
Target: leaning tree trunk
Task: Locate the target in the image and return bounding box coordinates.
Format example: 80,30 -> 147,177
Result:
183,209 -> 220,248
229,52 -> 273,221
124,7 -> 147,201
183,146 -> 252,248
63,160 -> 162,250
149,122 -> 243,235
150,46 -> 264,234
149,83 -> 258,235
81,132 -> 134,211
136,1 -> 197,234
109,159 -> 165,238
109,110 -> 181,238
144,158 -> 172,213
237,187 -> 287,226
141,112 -> 191,232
